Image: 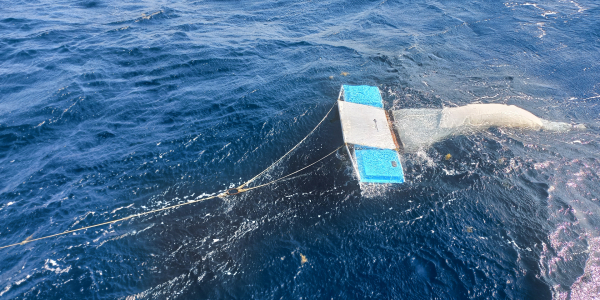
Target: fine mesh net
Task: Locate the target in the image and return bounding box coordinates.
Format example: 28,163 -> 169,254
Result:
392,104 -> 578,152
392,108 -> 449,153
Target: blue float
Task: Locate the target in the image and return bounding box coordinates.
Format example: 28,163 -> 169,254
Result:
338,85 -> 405,184
342,85 -> 384,108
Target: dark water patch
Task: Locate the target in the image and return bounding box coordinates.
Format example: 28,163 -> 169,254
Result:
77,0 -> 102,9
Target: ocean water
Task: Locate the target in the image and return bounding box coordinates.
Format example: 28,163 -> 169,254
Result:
1,0 -> 599,299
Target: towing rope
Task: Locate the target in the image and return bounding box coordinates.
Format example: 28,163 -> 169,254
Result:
0,102 -> 339,250
237,101 -> 337,190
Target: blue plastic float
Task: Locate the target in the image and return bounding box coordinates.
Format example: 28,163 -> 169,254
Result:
338,85 -> 405,184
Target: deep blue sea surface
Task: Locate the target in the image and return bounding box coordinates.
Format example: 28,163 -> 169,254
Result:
2,0 -> 600,299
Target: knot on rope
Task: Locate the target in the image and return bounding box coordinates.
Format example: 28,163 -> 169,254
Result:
225,188 -> 245,196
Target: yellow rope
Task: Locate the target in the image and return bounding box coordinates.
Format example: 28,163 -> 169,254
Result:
241,145 -> 343,193
0,194 -> 222,250
0,111 -> 342,250
237,101 -> 337,190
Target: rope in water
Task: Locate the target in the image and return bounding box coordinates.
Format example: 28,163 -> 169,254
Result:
0,103 -> 339,250
237,145 -> 342,193
237,101 -> 337,190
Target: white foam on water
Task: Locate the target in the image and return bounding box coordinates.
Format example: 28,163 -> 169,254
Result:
536,157 -> 600,299
359,182 -> 397,198
70,211 -> 96,227
565,235 -> 600,299
43,259 -> 71,274
1,271 -> 37,297
0,201 -> 15,212
111,203 -> 134,214
0,286 -> 10,297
